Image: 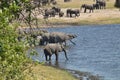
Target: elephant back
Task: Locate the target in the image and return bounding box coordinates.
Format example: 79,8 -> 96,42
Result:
49,32 -> 66,43
44,43 -> 63,53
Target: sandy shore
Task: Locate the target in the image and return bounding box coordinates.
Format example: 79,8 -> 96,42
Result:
36,8 -> 120,28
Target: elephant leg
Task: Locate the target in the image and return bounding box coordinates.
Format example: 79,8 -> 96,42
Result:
70,13 -> 72,17
44,49 -> 51,61
84,8 -> 86,13
75,13 -> 77,17
45,54 -> 48,61
44,49 -> 48,61
55,51 -> 58,61
49,55 -> 52,61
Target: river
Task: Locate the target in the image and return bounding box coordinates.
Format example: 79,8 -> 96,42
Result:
28,24 -> 120,80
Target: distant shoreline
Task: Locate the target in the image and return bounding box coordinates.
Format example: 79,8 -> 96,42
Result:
36,8 -> 120,28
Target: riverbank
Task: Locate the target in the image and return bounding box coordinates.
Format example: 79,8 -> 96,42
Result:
24,62 -> 102,80
24,63 -> 77,80
37,8 -> 120,28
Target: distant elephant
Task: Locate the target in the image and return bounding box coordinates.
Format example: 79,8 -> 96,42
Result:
93,3 -> 100,9
59,11 -> 64,17
44,43 -> 68,61
64,0 -> 71,2
52,6 -> 61,14
66,9 -> 80,17
81,4 -> 94,13
44,9 -> 56,18
96,0 -> 106,9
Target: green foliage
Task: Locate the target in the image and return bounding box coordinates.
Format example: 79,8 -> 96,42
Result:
0,0 -> 36,80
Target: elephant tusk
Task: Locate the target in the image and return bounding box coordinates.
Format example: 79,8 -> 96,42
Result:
70,40 -> 76,45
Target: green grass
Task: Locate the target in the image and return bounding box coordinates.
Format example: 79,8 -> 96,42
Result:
24,64 -> 78,80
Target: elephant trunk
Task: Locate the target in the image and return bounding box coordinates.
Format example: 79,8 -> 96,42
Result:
63,49 -> 68,60
70,40 -> 76,45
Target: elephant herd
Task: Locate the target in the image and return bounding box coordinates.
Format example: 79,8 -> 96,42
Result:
81,0 -> 106,13
43,0 -> 106,18
36,31 -> 77,61
44,6 -> 64,18
17,27 -> 77,61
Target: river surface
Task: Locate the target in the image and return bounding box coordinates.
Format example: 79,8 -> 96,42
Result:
28,24 -> 120,80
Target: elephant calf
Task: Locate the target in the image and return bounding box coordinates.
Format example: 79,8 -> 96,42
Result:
44,43 -> 68,61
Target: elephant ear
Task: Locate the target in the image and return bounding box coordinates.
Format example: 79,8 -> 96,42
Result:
60,44 -> 65,49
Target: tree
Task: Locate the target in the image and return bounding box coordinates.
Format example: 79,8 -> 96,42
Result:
115,0 -> 120,10
0,0 -> 40,79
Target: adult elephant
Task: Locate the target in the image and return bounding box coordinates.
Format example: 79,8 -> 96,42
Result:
49,32 -> 77,46
44,43 -> 68,61
66,9 -> 80,17
93,3 -> 100,9
59,11 -> 64,17
52,6 -> 61,14
44,9 -> 56,18
81,4 -> 94,13
38,32 -> 77,46
38,32 -> 50,45
96,0 -> 106,9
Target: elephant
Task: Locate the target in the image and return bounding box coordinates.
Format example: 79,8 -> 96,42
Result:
81,4 -> 94,13
44,9 -> 56,18
93,3 -> 100,9
39,32 -> 50,45
38,32 -> 77,46
59,11 -> 64,17
66,9 -> 80,17
44,43 -> 68,61
49,32 -> 77,46
64,0 -> 71,2
52,6 -> 61,14
96,0 -> 106,9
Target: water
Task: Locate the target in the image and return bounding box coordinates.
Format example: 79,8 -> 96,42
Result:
28,24 -> 120,80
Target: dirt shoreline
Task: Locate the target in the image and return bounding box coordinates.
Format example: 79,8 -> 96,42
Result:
36,8 -> 120,28
19,8 -> 120,29
45,63 -> 102,80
